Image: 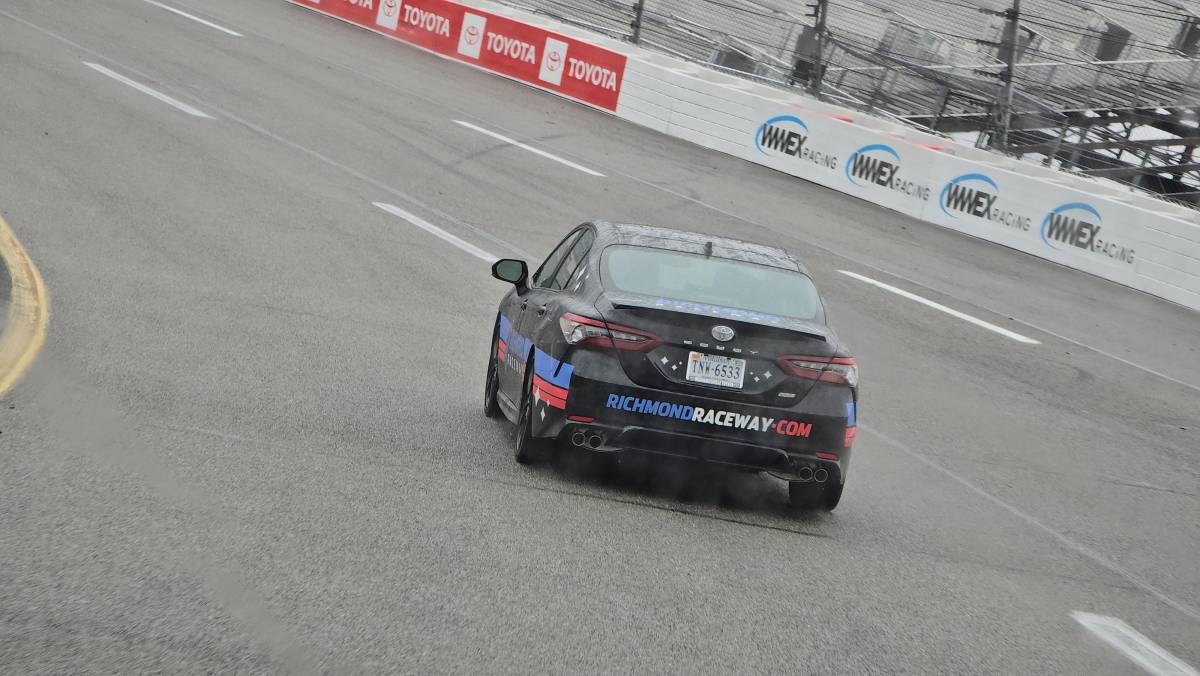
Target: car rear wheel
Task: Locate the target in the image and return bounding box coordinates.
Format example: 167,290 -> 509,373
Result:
822,481 -> 843,510
514,361 -> 549,464
483,341 -> 501,419
788,480 -> 842,512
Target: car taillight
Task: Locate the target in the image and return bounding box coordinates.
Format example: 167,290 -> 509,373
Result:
777,355 -> 858,387
559,313 -> 661,352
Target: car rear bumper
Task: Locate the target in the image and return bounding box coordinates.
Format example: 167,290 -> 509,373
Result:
544,351 -> 855,482
556,420 -> 844,482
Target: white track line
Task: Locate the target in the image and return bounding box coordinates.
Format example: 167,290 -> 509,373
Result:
1072,612 -> 1199,676
374,202 -> 498,263
452,120 -> 605,177
1007,315 -> 1200,394
83,62 -> 213,119
141,0 -> 243,36
839,270 -> 1041,345
860,424 -> 1200,623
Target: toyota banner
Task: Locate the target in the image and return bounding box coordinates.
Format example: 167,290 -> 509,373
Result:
289,0 -> 627,111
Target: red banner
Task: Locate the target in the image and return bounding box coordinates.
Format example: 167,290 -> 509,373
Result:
289,0 -> 626,111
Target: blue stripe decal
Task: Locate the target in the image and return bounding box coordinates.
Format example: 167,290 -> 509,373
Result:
534,347 -> 574,389
509,332 -> 532,363
846,401 -> 857,426
498,314 -> 532,363
499,317 -> 569,383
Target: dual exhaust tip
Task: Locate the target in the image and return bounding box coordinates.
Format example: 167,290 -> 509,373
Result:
571,430 -> 606,450
796,467 -> 829,483
571,429 -> 828,480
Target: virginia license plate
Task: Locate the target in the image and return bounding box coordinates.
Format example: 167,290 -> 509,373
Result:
685,352 -> 746,389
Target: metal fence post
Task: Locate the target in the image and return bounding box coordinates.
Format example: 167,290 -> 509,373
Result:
1045,115 -> 1070,167
994,0 -> 1021,151
931,87 -> 952,132
808,0 -> 829,96
1132,61 -> 1153,107
630,0 -> 645,43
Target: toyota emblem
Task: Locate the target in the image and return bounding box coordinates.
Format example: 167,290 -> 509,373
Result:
711,325 -> 735,342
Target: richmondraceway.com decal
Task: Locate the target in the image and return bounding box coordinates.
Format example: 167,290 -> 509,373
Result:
605,394 -> 812,438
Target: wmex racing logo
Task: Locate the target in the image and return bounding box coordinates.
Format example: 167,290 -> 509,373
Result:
755,115 -> 837,170
1040,202 -> 1135,264
845,144 -> 929,201
939,173 -> 1030,231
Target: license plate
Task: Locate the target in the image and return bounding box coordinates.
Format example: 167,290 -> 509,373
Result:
685,352 -> 746,389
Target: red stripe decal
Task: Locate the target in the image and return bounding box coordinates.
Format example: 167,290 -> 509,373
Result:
535,389 -> 567,410
532,375 -> 568,401
535,387 -> 567,407
532,379 -> 567,409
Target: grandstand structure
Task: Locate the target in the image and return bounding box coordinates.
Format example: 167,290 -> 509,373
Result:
493,0 -> 1200,206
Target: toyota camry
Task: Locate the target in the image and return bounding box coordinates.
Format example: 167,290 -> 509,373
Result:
483,222 -> 858,511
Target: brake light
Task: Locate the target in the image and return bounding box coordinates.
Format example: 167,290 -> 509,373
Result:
559,313 -> 661,352
777,355 -> 858,387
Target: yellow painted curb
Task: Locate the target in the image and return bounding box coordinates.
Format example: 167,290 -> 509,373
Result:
0,215 -> 48,396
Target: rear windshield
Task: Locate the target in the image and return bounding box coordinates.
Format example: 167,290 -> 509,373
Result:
603,246 -> 824,322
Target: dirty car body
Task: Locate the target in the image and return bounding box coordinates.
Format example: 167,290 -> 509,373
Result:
484,222 -> 858,511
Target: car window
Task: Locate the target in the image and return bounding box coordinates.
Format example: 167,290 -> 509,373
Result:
565,254 -> 590,292
603,246 -> 824,321
549,230 -> 594,291
532,230 -> 582,289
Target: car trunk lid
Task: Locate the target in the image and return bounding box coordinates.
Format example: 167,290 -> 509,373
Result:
595,293 -> 836,405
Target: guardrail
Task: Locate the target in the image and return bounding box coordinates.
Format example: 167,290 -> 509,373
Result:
287,0 -> 1200,312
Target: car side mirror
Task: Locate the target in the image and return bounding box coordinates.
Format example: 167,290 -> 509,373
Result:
491,258 -> 529,291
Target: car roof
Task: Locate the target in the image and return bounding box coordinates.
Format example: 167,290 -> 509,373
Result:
589,222 -> 808,274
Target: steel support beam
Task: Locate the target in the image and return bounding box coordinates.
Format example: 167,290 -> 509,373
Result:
1009,136 -> 1200,154
1082,162 -> 1200,178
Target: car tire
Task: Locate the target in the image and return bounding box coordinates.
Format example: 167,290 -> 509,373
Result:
821,480 -> 844,511
514,359 -> 548,465
788,480 -> 841,512
483,339 -> 501,420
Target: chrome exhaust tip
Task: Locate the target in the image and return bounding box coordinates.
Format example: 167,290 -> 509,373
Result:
814,468 -> 829,483
587,434 -> 604,450
797,467 -> 814,481
571,432 -> 587,447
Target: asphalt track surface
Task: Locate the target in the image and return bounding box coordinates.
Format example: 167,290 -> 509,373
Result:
1,1 -> 1198,673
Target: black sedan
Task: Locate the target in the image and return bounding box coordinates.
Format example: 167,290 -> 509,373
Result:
483,222 -> 858,511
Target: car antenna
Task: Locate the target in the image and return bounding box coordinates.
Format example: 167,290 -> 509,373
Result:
704,241 -> 713,258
